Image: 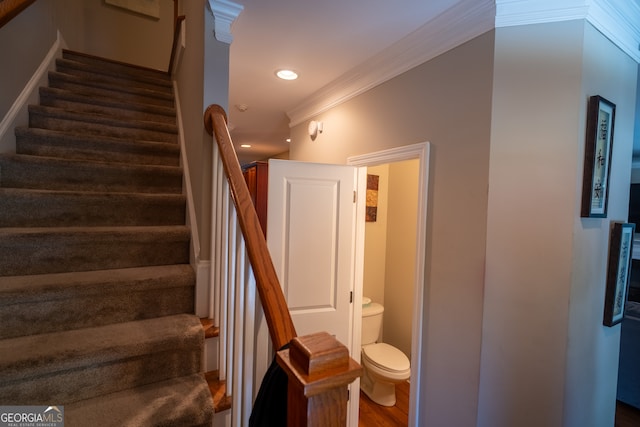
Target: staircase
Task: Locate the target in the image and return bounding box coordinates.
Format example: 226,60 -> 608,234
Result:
0,50 -> 215,426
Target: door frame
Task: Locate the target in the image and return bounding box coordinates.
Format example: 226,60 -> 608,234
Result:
347,142 -> 431,426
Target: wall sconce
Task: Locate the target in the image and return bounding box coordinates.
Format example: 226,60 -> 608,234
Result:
308,120 -> 323,140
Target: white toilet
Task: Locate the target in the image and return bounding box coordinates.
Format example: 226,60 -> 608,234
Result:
360,298 -> 411,407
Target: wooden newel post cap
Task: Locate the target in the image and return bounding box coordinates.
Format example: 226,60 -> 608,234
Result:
277,332 -> 362,426
277,332 -> 362,392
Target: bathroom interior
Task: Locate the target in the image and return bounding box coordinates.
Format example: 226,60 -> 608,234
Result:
360,158 -> 420,424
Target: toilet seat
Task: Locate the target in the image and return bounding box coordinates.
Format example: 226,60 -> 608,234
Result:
362,343 -> 410,374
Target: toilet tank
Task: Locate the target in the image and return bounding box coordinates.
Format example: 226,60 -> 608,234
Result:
361,302 -> 384,345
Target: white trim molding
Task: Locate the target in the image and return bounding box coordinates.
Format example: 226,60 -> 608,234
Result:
207,0 -> 244,44
287,0 -> 640,127
587,0 -> 640,63
348,142 -> 431,427
496,0 -> 640,62
0,32 -> 61,152
287,0 -> 496,128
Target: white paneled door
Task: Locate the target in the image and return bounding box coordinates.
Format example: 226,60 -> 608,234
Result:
266,159 -> 358,349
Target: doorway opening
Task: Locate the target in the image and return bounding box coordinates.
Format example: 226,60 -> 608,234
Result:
348,142 -> 431,426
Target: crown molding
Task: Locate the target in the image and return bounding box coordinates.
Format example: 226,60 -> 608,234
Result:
287,0 -> 496,127
495,0 -> 640,62
587,0 -> 640,63
287,0 -> 640,127
208,0 -> 244,44
494,0 -> 590,26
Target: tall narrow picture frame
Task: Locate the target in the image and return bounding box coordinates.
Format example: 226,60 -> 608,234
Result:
581,95 -> 616,218
603,222 -> 635,327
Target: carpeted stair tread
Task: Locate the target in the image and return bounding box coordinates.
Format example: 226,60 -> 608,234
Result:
54,65 -> 173,97
29,104 -> 178,143
0,154 -> 183,193
56,57 -> 173,92
0,264 -> 194,306
0,188 -> 185,227
65,374 -> 214,427
40,86 -> 176,124
16,126 -> 180,166
48,71 -> 174,108
0,314 -> 204,404
0,49 -> 212,425
62,49 -> 170,82
0,225 -> 190,276
0,265 -> 195,338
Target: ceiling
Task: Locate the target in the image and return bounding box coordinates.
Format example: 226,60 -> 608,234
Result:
226,0 -> 640,165
227,0 -> 462,165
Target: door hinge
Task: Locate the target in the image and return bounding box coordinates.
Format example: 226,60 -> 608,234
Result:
350,291 -> 353,303
353,190 -> 357,203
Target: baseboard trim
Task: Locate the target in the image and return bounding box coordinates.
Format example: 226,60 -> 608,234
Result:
0,31 -> 62,152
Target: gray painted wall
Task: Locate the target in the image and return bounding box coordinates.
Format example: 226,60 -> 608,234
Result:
290,31 -> 495,427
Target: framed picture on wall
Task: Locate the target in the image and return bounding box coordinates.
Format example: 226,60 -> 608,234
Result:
581,95 -> 616,218
603,222 -> 635,327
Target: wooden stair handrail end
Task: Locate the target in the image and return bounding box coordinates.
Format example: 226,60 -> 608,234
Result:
204,104 -> 297,350
0,0 -> 37,29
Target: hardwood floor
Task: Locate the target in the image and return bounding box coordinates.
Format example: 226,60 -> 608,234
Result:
616,400 -> 640,427
358,381 -> 409,427
358,386 -> 640,426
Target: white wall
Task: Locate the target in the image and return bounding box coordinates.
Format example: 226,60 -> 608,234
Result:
0,0 -> 57,152
62,0 -> 173,71
174,0 -> 230,260
290,31 -> 495,427
383,159 -> 419,359
479,20 -> 638,427
363,164 -> 389,306
565,22 -> 638,427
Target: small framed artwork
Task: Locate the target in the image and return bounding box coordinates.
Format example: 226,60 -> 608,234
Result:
366,174 -> 379,222
581,95 -> 616,218
603,222 -> 635,327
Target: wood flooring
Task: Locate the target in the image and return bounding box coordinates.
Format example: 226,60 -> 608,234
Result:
358,385 -> 640,426
358,381 -> 409,427
615,400 -> 640,427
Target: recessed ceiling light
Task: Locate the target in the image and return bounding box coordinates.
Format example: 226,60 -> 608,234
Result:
276,69 -> 298,80
286,138 -> 291,143
240,144 -> 251,148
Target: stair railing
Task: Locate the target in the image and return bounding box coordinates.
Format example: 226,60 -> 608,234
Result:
204,104 -> 362,426
0,0 -> 37,29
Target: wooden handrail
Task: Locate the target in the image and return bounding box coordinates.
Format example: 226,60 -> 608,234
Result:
204,104 -> 361,426
173,0 -> 179,23
204,104 -> 297,350
168,14 -> 185,74
0,0 -> 37,29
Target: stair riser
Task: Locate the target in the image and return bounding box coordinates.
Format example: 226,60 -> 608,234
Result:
29,110 -> 178,144
0,349 -> 201,405
0,230 -> 190,276
0,286 -> 194,339
0,191 -> 185,227
62,50 -> 170,82
41,86 -> 176,119
16,129 -> 180,167
49,74 -> 174,108
40,93 -> 176,125
56,63 -> 173,94
0,157 -> 183,194
57,57 -> 173,88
